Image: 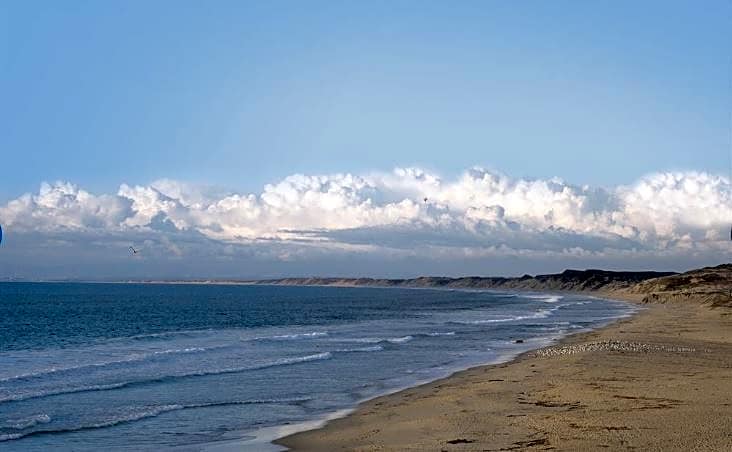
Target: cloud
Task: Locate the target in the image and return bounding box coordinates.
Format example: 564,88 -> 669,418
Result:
1,168 -> 730,277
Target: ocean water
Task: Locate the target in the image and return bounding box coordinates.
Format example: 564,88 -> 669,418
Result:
0,283 -> 636,451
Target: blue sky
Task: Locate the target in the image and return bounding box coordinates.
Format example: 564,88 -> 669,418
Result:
3,1 -> 731,199
1,1 -> 731,278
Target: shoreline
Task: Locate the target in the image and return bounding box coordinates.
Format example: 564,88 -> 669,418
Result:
274,293 -> 732,451
235,292 -> 638,450
202,291 -> 639,451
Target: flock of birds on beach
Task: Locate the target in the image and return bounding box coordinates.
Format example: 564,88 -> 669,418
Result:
534,340 -> 700,358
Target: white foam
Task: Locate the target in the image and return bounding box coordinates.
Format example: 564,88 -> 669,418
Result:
0,382 -> 129,404
344,337 -> 383,343
2,414 -> 51,430
459,307 -> 560,325
0,398 -> 316,443
335,346 -> 384,353
0,434 -> 22,442
338,335 -> 416,345
0,347 -> 210,383
254,332 -> 328,341
126,328 -> 215,341
0,353 -> 333,405
525,294 -> 564,303
0,404 -> 183,442
386,336 -> 413,344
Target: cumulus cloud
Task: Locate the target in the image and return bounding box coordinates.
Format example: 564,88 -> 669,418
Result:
1,168 -> 730,277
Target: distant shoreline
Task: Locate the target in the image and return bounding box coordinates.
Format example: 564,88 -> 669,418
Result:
0,267 -> 677,291
14,264 -> 732,308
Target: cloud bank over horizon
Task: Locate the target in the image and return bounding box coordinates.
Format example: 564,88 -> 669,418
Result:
1,167 -> 730,279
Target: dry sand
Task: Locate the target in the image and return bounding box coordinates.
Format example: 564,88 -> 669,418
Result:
275,296 -> 732,451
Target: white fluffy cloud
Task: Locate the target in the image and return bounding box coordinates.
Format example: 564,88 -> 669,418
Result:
1,168 -> 731,265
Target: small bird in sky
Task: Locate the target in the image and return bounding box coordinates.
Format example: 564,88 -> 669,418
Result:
129,246 -> 139,255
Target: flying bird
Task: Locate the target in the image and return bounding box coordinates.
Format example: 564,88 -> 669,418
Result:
423,197 -> 428,204
129,246 -> 139,255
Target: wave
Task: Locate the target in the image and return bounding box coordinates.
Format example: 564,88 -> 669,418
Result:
0,434 -> 21,442
1,414 -> 51,430
0,397 -> 312,443
0,405 -> 180,442
0,347 -> 211,384
343,337 -> 382,344
425,331 -> 456,337
524,294 -> 564,303
386,336 -> 413,344
343,335 -> 415,345
0,353 -> 332,405
0,382 -> 132,404
253,331 -> 328,341
127,329 -> 215,341
334,345 -> 384,353
453,307 -> 560,325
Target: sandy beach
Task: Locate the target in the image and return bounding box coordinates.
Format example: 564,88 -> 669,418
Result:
275,295 -> 732,451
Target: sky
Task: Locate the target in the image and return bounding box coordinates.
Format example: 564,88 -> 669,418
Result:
1,1 -> 731,279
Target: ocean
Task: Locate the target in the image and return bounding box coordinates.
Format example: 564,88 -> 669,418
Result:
0,282 -> 636,451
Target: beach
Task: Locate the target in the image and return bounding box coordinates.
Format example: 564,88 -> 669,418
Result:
275,295 -> 732,451
1,270 -> 729,450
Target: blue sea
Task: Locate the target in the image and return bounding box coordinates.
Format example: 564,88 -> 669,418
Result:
0,283 -> 636,451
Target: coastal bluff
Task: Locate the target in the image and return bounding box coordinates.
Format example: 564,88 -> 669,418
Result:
626,263 -> 732,307
255,268 -> 677,291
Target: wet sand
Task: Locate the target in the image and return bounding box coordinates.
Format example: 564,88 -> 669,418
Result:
275,297 -> 732,451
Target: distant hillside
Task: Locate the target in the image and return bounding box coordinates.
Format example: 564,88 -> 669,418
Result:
625,264 -> 732,307
256,269 -> 677,293
257,265 -> 732,308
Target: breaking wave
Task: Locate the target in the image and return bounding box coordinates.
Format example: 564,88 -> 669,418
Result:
453,307 -> 560,325
0,347 -> 210,383
0,397 -> 312,442
0,353 -> 332,405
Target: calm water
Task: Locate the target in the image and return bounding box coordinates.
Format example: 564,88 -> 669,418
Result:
0,283 -> 636,450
